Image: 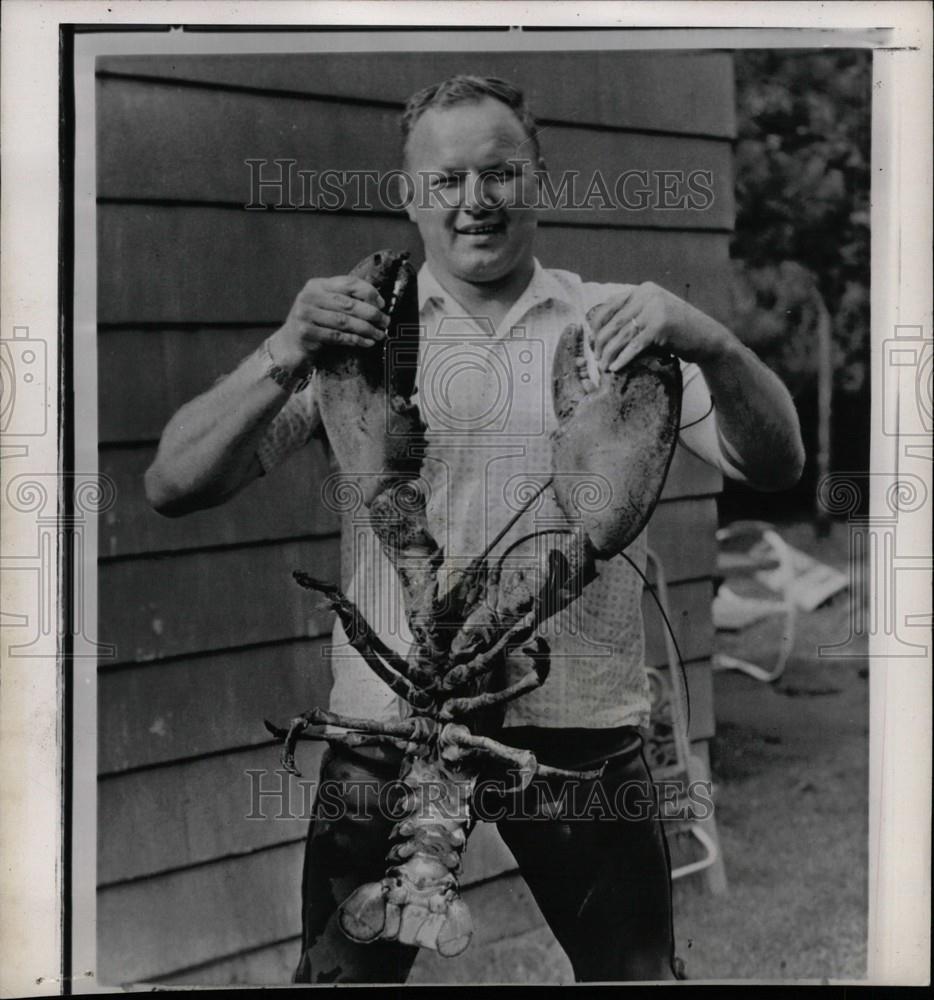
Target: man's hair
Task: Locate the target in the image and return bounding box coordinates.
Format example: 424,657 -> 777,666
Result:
400,75 -> 543,167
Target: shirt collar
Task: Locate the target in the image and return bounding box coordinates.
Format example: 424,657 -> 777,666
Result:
417,258 -> 565,317
416,262 -> 452,310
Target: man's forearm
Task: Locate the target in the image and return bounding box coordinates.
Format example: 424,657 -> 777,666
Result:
695,320 -> 805,492
144,345 -> 293,516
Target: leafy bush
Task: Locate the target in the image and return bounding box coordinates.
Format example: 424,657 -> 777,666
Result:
731,49 -> 870,395
727,49 -> 871,506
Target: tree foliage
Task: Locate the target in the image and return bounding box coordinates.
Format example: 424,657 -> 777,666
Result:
729,50 -> 871,400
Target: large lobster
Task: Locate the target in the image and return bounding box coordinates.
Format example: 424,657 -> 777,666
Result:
266,250 -> 682,958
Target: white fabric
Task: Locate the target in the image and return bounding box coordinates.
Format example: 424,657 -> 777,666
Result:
256,260 -> 723,728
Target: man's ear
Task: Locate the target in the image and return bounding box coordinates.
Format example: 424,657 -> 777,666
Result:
397,167 -> 418,222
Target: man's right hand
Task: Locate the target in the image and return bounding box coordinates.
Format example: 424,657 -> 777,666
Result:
268,275 -> 391,371
145,273 -> 392,516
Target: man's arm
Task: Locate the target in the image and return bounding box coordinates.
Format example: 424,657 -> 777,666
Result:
588,282 -> 805,492
144,273 -> 390,516
144,350 -> 302,517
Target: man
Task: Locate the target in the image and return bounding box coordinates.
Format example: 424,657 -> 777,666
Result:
146,75 -> 804,983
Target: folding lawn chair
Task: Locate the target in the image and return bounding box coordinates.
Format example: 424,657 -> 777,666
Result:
644,547 -> 727,893
711,520 -> 798,684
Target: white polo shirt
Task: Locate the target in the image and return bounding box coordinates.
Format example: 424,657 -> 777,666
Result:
257,259 -> 723,729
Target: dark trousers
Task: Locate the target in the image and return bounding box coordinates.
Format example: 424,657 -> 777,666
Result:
293,726 -> 679,984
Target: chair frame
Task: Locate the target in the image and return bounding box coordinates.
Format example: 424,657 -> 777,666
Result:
644,547 -> 727,891
712,520 -> 799,684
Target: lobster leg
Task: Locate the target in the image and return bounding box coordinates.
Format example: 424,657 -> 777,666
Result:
340,644 -> 433,713
286,707 -> 423,738
304,732 -> 416,757
264,718 -> 424,777
440,579 -> 547,691
293,572 -> 416,680
441,545 -> 595,692
439,725 -> 604,787
264,724 -> 416,751
265,710 -> 434,775
440,638 -> 550,720
293,572 -> 434,711
324,733 -> 416,751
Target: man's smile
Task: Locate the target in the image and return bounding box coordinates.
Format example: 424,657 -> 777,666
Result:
453,220 -> 507,237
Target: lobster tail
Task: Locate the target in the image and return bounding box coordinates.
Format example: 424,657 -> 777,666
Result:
337,754 -> 476,957
339,882 -> 388,943
338,880 -> 472,957
435,897 -> 473,957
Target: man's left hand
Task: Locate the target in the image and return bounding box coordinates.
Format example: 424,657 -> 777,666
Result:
588,282 -> 731,372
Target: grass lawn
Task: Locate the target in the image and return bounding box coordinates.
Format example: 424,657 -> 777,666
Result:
411,518 -> 869,984
672,519 -> 868,981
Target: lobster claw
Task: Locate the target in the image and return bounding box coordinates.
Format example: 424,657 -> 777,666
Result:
315,250 -> 445,648
316,251 -> 424,503
551,319 -> 682,558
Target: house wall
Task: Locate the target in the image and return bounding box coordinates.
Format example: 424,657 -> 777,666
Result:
96,49 -> 734,985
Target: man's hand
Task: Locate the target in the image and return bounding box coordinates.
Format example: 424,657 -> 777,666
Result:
146,271 -> 389,516
589,280 -> 804,492
588,282 -> 730,373
269,275 -> 391,371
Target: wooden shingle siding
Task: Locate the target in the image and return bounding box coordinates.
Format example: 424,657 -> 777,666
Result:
98,747 -> 314,887
97,76 -> 734,230
99,841 -> 306,986
98,639 -> 333,774
97,49 -> 732,984
96,51 -> 735,138
99,207 -> 732,325
99,538 -> 339,662
99,329 -> 276,444
99,444 -> 337,556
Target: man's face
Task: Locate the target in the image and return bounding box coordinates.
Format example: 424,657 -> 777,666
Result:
404,97 -> 539,288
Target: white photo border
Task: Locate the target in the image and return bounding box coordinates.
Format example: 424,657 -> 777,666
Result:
0,2 -> 930,993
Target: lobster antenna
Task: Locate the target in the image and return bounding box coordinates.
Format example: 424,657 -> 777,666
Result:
467,476 -> 555,573
492,527 -> 573,576
617,549 -> 692,729
679,397 -> 715,431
